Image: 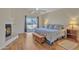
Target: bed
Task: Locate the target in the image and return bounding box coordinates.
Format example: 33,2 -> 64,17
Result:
34,24 -> 67,45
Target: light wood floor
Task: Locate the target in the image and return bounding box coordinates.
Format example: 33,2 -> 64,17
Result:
24,33 -> 48,50
24,33 -> 79,50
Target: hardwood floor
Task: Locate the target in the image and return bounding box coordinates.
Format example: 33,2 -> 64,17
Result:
24,33 -> 48,50
24,33 -> 79,50
3,32 -> 79,50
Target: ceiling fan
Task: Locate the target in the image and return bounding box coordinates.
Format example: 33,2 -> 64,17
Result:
31,8 -> 48,15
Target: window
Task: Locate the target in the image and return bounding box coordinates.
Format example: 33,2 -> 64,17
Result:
25,16 -> 38,32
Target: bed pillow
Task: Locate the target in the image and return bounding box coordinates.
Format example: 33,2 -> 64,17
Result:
54,25 -> 64,30
46,24 -> 64,30
46,24 -> 54,29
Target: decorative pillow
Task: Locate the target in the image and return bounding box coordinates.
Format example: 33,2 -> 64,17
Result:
54,25 -> 64,30
50,25 -> 55,29
46,24 -> 64,30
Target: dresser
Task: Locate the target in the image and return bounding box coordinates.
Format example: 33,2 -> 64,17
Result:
67,29 -> 79,42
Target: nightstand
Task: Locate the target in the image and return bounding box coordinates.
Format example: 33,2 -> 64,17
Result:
67,29 -> 78,42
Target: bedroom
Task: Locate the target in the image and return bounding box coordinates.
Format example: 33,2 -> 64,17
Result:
0,8 -> 79,50
28,8 -> 79,50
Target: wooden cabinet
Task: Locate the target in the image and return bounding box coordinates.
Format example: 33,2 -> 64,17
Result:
67,29 -> 79,42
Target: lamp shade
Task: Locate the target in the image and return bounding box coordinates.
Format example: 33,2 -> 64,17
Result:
69,18 -> 78,30
69,19 -> 77,25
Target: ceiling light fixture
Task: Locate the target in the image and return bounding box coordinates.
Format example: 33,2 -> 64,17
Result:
36,8 -> 39,11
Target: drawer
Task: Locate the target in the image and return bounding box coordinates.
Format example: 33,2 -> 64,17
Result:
67,30 -> 77,34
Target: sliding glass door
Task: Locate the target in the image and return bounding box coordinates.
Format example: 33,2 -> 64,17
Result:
25,16 -> 38,32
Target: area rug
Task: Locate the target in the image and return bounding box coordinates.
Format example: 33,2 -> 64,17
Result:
58,40 -> 78,50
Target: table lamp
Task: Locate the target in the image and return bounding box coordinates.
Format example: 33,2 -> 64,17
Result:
69,19 -> 78,30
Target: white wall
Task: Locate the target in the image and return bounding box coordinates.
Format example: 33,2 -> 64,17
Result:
0,19 -> 5,47
0,8 -> 12,47
11,9 -> 25,35
41,8 -> 79,26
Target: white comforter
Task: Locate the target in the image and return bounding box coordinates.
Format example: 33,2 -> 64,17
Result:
35,28 -> 66,44
46,29 -> 66,44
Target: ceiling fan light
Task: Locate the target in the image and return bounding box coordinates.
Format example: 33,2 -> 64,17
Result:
36,8 -> 39,10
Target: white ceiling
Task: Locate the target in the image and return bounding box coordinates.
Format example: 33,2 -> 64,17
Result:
23,8 -> 61,16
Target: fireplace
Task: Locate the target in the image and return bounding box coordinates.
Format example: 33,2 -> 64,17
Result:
5,24 -> 12,37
